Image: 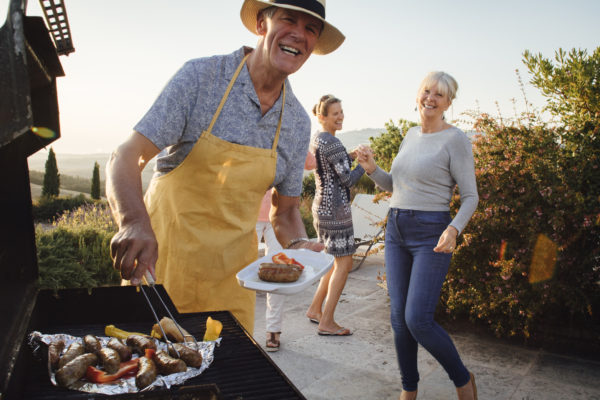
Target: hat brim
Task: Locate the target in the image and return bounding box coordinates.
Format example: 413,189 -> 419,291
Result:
240,0 -> 345,55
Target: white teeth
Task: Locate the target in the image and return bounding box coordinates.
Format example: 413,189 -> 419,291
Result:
280,45 -> 299,55
424,105 -> 434,109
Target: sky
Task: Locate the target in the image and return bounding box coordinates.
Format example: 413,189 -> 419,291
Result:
10,0 -> 600,154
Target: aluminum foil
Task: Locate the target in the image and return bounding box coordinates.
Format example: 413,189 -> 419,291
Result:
28,331 -> 221,395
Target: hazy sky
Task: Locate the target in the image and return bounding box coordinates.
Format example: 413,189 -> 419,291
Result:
12,0 -> 600,154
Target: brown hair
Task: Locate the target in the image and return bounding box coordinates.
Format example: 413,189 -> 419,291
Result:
312,94 -> 341,117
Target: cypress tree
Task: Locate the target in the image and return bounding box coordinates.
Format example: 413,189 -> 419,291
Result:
91,161 -> 101,200
42,147 -> 60,198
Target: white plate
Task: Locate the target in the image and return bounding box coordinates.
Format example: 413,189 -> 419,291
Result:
236,249 -> 334,295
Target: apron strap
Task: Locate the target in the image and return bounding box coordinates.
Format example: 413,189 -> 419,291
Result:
206,53 -> 285,156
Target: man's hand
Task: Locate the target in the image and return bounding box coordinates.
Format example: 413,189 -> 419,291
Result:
106,132 -> 160,285
110,221 -> 158,285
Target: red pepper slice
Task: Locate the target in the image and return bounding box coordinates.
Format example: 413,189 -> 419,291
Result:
272,252 -> 304,270
86,358 -> 139,384
144,348 -> 156,359
272,252 -> 292,264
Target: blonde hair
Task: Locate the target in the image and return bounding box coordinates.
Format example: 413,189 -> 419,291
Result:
312,94 -> 341,117
418,71 -> 458,101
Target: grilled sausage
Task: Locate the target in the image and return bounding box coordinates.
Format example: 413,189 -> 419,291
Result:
48,340 -> 65,370
152,350 -> 187,375
258,263 -> 302,282
98,347 -> 121,374
135,357 -> 157,389
126,335 -> 156,355
83,334 -> 102,355
55,353 -> 98,387
107,337 -> 132,361
57,341 -> 84,369
168,343 -> 203,368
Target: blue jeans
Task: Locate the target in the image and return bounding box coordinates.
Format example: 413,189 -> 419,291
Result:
385,208 -> 470,391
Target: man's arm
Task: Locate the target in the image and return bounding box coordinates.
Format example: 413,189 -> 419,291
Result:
106,131 -> 161,285
269,190 -> 324,252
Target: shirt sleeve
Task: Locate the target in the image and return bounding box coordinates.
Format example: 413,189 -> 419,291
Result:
134,61 -> 204,150
368,165 -> 394,192
323,137 -> 365,188
448,134 -> 479,233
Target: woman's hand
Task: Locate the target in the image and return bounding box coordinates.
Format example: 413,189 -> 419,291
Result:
356,145 -> 376,174
433,225 -> 458,253
348,147 -> 359,160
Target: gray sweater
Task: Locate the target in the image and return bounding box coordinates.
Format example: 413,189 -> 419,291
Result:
368,126 -> 478,233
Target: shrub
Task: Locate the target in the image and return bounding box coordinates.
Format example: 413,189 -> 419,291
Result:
36,203 -> 120,290
33,194 -> 93,222
442,110 -> 599,344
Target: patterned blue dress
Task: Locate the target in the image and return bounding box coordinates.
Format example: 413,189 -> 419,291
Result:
311,131 -> 365,256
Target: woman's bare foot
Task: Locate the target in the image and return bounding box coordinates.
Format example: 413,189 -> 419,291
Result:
306,311 -> 322,324
456,372 -> 477,400
399,389 -> 417,400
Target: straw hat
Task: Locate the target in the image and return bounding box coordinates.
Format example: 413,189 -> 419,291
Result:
240,0 -> 345,55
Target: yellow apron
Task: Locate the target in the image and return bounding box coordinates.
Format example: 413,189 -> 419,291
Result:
144,54 -> 285,333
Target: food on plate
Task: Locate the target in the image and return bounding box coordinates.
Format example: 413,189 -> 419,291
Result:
126,334 -> 157,355
135,350 -> 158,389
57,341 -> 84,369
167,343 -> 203,368
48,340 -> 65,370
107,337 -> 132,362
152,350 -> 187,375
55,353 -> 98,387
83,334 -> 102,355
203,316 -> 222,341
271,252 -> 305,269
86,358 -> 139,384
105,324 -> 148,341
258,262 -> 302,282
150,317 -> 193,343
98,347 -> 121,374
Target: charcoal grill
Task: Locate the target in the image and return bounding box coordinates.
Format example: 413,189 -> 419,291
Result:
0,1 -> 305,399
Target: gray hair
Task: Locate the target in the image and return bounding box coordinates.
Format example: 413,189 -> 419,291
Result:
418,71 -> 458,101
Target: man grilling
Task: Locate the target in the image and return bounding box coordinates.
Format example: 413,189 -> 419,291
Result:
106,0 -> 344,333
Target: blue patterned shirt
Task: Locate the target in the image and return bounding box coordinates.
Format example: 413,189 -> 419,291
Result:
134,47 -> 311,196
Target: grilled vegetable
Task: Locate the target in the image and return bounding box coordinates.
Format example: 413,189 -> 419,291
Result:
105,324 -> 148,340
203,316 -> 222,341
86,358 -> 138,384
150,317 -> 193,343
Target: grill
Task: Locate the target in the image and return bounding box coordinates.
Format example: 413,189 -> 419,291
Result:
0,2 -> 305,399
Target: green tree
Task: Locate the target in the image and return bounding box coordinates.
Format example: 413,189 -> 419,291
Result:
42,147 -> 60,198
369,119 -> 417,172
523,47 -> 600,214
91,161 -> 101,200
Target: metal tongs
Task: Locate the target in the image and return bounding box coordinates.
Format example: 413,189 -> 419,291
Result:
138,272 -> 200,356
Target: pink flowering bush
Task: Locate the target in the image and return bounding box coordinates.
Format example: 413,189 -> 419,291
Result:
442,53 -> 600,342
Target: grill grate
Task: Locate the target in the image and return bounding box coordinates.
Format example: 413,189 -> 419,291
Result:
17,286 -> 305,400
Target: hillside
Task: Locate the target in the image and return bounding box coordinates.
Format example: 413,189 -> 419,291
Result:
26,128 -> 385,191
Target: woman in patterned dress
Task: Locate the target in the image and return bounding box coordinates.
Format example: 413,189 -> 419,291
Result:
305,94 -> 365,336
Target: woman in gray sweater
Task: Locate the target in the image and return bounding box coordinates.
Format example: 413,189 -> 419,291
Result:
306,94 -> 364,336
357,72 -> 479,400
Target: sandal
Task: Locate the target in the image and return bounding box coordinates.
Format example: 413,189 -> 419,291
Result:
265,332 -> 280,352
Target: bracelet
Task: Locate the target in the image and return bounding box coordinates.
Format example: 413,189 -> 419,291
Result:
285,237 -> 309,249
